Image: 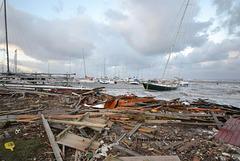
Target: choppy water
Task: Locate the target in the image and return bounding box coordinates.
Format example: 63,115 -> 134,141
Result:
77,80 -> 240,108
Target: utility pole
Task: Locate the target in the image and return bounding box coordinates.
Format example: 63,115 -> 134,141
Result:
4,0 -> 10,73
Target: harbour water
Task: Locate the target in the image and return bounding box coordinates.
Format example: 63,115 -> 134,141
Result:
78,80 -> 240,108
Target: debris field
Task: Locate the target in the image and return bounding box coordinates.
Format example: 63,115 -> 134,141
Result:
0,87 -> 240,161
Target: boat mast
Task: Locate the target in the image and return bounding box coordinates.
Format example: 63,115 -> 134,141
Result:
4,0 -> 10,73
82,48 -> 86,77
103,57 -> 105,78
161,0 -> 190,81
14,49 -> 17,73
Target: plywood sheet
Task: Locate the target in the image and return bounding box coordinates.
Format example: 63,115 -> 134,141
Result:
57,133 -> 100,151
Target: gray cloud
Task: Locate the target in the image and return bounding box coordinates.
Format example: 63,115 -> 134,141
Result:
105,9 -> 127,21
77,6 -> 86,15
0,5 -> 97,61
105,0 -> 211,56
213,0 -> 240,36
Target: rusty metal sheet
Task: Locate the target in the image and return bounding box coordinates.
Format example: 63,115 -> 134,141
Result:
215,117 -> 240,147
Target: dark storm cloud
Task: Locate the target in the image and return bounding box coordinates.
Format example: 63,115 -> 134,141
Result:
105,0 -> 211,56
213,0 -> 240,36
174,39 -> 240,66
170,38 -> 240,80
213,0 -> 234,15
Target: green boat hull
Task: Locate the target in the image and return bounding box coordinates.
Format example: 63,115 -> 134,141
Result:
143,82 -> 177,91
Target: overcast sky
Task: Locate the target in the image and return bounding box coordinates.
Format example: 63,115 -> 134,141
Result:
0,0 -> 240,80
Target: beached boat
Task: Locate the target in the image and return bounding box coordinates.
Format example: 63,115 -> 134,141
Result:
143,80 -> 178,91
143,0 -> 190,91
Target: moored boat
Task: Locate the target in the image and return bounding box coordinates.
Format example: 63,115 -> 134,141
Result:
130,78 -> 140,85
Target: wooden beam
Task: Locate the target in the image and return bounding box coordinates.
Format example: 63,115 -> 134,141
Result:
48,119 -> 107,128
123,126 -> 151,134
145,120 -> 181,124
210,111 -> 222,129
178,138 -> 200,152
126,124 -> 141,137
41,114 -> 63,161
113,144 -> 142,156
119,155 -> 181,161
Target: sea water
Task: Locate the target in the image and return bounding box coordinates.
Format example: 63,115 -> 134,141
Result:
78,80 -> 240,108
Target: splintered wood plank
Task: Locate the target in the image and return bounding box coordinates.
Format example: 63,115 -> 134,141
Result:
41,115 -> 63,161
56,116 -> 84,141
145,120 -> 181,124
57,133 -> 100,151
177,138 -> 200,152
210,111 -> 222,129
118,155 -> 181,161
48,119 -> 107,128
161,139 -> 189,150
84,117 -> 107,124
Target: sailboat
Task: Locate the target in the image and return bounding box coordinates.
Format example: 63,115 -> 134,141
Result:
79,49 -> 96,83
99,57 -> 109,84
143,0 -> 190,91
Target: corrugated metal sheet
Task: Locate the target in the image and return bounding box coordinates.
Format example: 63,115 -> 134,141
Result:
215,117 -> 240,146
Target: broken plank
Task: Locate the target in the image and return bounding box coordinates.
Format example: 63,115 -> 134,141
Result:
56,115 -> 84,141
18,114 -> 84,120
179,114 -> 225,118
167,122 -> 228,126
123,122 -> 155,132
113,144 -> 142,156
123,126 -> 151,134
139,132 -> 156,139
145,120 -> 181,124
57,133 -> 100,151
118,155 -> 181,161
126,123 -> 141,137
48,119 -> 107,128
41,114 -> 63,161
210,111 -> 222,129
85,132 -> 100,151
161,139 -> 189,150
177,138 -> 200,152
145,113 -> 191,121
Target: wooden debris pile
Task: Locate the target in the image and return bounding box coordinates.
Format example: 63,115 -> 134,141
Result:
0,86 -> 240,160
